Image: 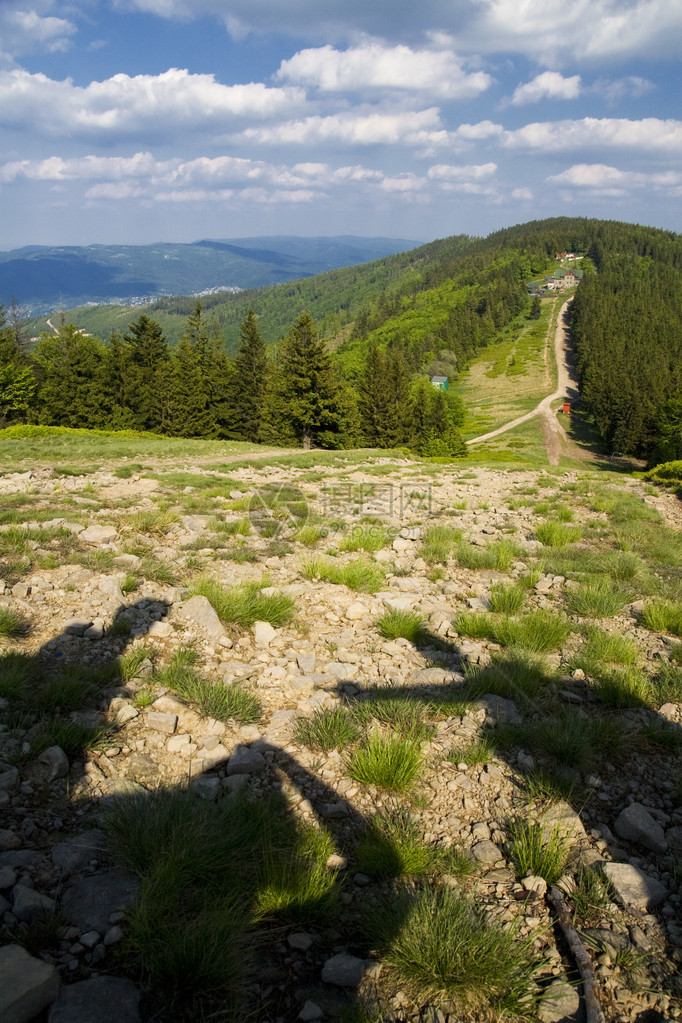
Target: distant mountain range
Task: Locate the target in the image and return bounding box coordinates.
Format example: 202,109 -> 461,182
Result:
0,236 -> 420,315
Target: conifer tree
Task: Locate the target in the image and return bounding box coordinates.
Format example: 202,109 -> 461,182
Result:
122,314 -> 170,432
233,307 -> 267,441
168,334 -> 213,436
261,311 -> 342,448
34,326 -> 107,427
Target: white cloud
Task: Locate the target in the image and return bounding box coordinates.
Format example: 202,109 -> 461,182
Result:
510,72 -> 581,105
427,162 -> 497,180
593,76 -> 655,103
503,117 -> 682,151
0,2 -> 77,65
239,108 -> 444,147
511,187 -> 533,199
0,68 -> 305,136
276,43 -> 492,99
548,163 -> 682,192
118,0 -> 682,63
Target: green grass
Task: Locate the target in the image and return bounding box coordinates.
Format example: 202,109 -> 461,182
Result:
654,664 -> 682,703
642,599 -> 682,637
351,691 -> 435,741
487,582 -> 526,614
455,539 -> 519,572
533,708 -> 628,773
366,887 -> 540,1017
448,735 -> 496,766
375,609 -> 428,644
355,809 -> 441,879
569,867 -> 613,923
127,509 -> 179,536
569,626 -> 639,673
193,578 -> 295,628
466,649 -> 553,700
215,517 -> 251,537
593,666 -> 653,709
31,719 -> 109,759
157,649 -> 261,723
508,818 -> 569,885
454,611 -> 496,640
536,521 -> 583,547
301,556 -> 386,593
566,578 -> 633,618
293,707 -> 361,751
421,524 -> 462,564
292,523 -> 326,545
347,731 -> 424,791
0,606 -> 29,637
254,821 -> 339,923
338,525 -> 389,553
492,608 -> 571,652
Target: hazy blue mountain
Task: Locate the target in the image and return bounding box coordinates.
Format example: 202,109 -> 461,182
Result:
0,236 -> 420,315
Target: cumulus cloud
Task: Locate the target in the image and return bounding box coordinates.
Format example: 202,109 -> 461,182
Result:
0,2 -> 77,65
503,117 -> 682,151
0,68 -> 305,136
510,72 -> 581,105
548,162 -> 682,192
276,43 -> 492,99
238,108 -> 444,147
427,162 -> 497,180
118,0 -> 682,63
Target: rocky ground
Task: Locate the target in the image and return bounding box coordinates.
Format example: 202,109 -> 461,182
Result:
0,454 -> 680,1023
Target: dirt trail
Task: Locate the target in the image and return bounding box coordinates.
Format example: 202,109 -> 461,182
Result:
467,297 -> 579,463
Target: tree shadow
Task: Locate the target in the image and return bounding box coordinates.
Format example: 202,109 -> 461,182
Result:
2,601 -> 680,1021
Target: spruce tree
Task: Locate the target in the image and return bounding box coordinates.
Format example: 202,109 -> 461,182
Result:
168,334 -> 213,436
34,326 -> 107,428
122,314 -> 170,431
261,311 -> 341,448
233,307 -> 267,441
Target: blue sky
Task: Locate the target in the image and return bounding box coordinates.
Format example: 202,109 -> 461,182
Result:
0,0 -> 680,248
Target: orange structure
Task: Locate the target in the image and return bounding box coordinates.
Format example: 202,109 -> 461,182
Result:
563,401 -> 571,415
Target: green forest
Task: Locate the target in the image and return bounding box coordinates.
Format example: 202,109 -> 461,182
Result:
4,217 -> 682,462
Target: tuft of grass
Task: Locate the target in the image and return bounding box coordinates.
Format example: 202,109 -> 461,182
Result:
119,645 -> 154,681
642,599 -> 682,637
508,818 -> 569,885
301,556 -> 385,594
292,523 -> 326,546
492,608 -> 571,652
569,867 -> 612,923
351,691 -> 435,741
293,707 -> 361,751
127,509 -> 179,536
32,666 -> 94,714
0,651 -> 34,705
654,663 -> 682,703
448,735 -> 495,766
536,521 -> 583,547
639,721 -> 682,751
365,888 -> 541,1017
31,719 -> 108,759
158,650 -> 261,723
570,626 -> 639,673
347,731 -> 424,791
375,609 -> 428,644
216,517 -> 251,537
0,606 -> 30,638
534,708 -> 628,773
339,526 -> 389,553
121,573 -> 140,594
355,809 -> 440,879
454,611 -> 496,640
193,578 -> 294,628
421,525 -> 462,564
487,582 -> 526,614
566,578 -> 633,618
467,649 -> 553,700
455,539 -> 520,573
254,821 -> 339,923
593,667 -> 653,709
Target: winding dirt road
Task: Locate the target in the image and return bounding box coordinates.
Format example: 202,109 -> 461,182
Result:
467,297 -> 578,464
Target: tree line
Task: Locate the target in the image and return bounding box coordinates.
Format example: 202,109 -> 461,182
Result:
0,302 -> 466,456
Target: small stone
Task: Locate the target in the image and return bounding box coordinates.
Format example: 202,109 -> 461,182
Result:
145,710 -> 177,735
298,1000 -> 323,1021
0,944 -> 60,1023
602,862 -> 666,912
288,931 -> 314,951
0,766 -> 20,791
471,840 -> 502,864
37,745 -> 69,782
147,620 -> 171,638
225,745 -> 266,775
63,618 -> 93,637
180,595 -> 227,645
253,620 -> 277,647
80,524 -> 118,544
103,925 -> 124,945
0,865 -> 17,889
12,884 -> 56,922
345,602 -> 368,621
614,803 -> 667,855
522,875 -> 548,897
537,978 -> 580,1022
321,952 -> 365,987
48,975 -> 141,1023
0,829 -> 21,851
79,930 -> 101,950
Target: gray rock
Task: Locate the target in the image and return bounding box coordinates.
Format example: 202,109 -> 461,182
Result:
539,802 -> 586,844
475,694 -> 521,725
0,766 -> 19,791
602,862 -> 666,912
296,653 -> 316,673
0,849 -> 47,868
192,775 -> 221,800
12,884 -> 56,922
254,620 -> 277,646
666,825 -> 682,853
79,524 -> 118,544
582,928 -> 630,953
38,745 -> 69,782
226,745 -> 266,775
63,618 -> 93,637
62,872 -> 139,932
298,1000 -> 323,1021
49,976 -> 141,1023
321,951 -> 365,987
0,944 -> 60,1023
145,710 -> 178,735
471,840 -> 502,864
180,594 -> 227,644
51,830 -> 107,876
0,828 -> 21,851
0,865 -> 17,889
614,803 -> 667,854
537,979 -> 580,1022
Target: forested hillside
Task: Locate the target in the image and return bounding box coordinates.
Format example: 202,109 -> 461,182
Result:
4,218 -> 682,462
